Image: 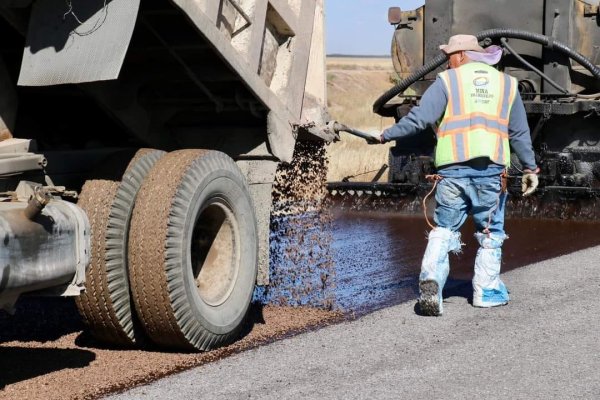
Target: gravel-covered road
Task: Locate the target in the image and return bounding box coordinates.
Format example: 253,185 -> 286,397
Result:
0,306 -> 341,400
108,245 -> 600,400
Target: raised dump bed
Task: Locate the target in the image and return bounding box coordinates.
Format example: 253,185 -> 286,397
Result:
0,0 -> 329,351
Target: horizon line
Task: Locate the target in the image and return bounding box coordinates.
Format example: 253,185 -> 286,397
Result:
327,54 -> 392,58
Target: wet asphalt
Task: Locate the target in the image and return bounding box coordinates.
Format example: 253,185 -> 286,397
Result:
106,243 -> 600,399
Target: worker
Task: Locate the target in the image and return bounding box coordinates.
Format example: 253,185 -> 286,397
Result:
375,34 -> 539,316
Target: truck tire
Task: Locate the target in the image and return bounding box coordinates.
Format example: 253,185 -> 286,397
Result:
75,149 -> 165,346
128,150 -> 258,351
76,180 -> 124,344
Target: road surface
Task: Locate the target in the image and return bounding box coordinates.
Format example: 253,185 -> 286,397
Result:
107,244 -> 600,399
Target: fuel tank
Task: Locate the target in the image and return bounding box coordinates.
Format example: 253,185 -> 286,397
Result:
0,183 -> 90,312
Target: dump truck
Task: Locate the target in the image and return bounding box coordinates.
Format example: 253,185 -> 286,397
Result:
329,0 -> 600,217
0,0 -> 332,351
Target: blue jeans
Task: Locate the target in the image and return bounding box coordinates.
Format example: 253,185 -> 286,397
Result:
434,175 -> 506,235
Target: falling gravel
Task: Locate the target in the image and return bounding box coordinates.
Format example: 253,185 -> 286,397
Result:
256,140 -> 336,309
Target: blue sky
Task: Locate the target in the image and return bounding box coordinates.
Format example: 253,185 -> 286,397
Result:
325,0 -> 425,55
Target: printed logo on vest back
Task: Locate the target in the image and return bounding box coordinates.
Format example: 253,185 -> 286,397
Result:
473,77 -> 490,87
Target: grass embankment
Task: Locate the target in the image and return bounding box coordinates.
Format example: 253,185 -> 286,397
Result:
326,57 -> 396,182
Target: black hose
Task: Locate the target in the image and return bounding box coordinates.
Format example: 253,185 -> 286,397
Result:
500,38 -> 569,95
373,28 -> 600,115
373,52 -> 447,115
478,29 -> 600,77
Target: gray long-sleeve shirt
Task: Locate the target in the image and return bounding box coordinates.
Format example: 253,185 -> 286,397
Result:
381,66 -> 537,171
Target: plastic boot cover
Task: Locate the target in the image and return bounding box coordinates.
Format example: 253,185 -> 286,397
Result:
419,228 -> 462,315
472,232 -> 509,308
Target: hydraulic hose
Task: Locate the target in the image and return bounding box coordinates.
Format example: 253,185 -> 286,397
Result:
373,28 -> 600,115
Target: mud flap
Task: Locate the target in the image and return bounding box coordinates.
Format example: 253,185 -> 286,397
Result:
18,0 -> 140,86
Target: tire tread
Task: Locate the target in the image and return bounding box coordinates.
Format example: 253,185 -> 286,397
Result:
128,150 -> 255,351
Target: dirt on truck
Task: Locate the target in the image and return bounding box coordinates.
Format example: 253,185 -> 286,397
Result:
0,0 -> 335,352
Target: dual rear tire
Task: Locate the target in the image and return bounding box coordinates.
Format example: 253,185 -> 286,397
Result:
76,149 -> 258,351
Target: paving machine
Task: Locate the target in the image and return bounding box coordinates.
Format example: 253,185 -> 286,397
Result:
328,0 -> 600,218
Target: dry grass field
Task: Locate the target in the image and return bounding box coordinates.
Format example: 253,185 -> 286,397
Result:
326,57 -> 397,182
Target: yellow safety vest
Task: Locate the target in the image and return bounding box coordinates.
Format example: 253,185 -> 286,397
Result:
435,62 -> 517,168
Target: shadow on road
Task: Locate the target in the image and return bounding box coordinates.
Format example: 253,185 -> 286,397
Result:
0,347 -> 95,389
73,302 -> 267,352
443,279 -> 472,302
0,298 -> 83,344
